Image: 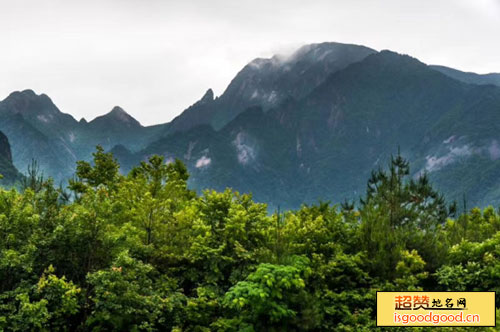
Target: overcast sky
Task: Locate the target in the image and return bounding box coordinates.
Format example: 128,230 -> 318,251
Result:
1,0 -> 499,125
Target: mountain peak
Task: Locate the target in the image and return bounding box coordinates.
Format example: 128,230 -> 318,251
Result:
109,106 -> 127,116
201,89 -> 214,103
290,42 -> 377,63
245,42 -> 377,70
106,106 -> 141,126
4,89 -> 46,104
17,89 -> 36,97
5,89 -> 54,103
0,89 -> 68,123
89,106 -> 142,128
206,41 -> 378,130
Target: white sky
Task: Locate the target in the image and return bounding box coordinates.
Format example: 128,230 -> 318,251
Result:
1,0 -> 499,125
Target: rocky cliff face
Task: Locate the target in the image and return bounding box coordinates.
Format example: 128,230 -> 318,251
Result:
0,131 -> 12,163
0,131 -> 22,185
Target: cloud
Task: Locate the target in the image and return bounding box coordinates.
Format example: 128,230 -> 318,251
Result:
425,145 -> 474,172
195,156 -> 211,168
488,140 -> 500,160
233,132 -> 256,165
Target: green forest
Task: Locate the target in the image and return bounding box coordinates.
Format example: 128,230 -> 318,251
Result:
1,147 -> 500,331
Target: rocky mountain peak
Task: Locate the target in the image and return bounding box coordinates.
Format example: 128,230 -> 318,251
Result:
89,106 -> 142,128
200,89 -> 214,103
109,106 -> 128,117
1,89 -> 59,116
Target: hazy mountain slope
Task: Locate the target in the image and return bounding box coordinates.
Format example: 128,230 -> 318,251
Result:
262,51 -> 468,202
0,112 -> 76,180
409,83 -> 500,206
294,53 -> 500,207
431,65 -> 500,87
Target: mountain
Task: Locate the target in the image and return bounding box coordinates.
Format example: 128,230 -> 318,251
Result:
167,42 -> 377,133
81,106 -> 165,153
431,65 -> 500,87
0,131 -> 22,185
114,50 -> 500,210
0,90 -> 79,180
3,42 -> 500,210
0,91 -> 168,182
0,89 -> 79,136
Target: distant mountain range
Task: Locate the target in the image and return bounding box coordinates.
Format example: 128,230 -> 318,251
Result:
431,65 -> 500,87
0,90 -> 167,182
1,42 -> 500,209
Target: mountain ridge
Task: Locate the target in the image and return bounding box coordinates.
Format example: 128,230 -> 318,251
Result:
2,42 -> 500,210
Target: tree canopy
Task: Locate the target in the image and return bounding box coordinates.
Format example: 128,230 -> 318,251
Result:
0,148 -> 499,331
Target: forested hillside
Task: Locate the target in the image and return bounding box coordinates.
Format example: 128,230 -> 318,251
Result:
1,147 -> 500,331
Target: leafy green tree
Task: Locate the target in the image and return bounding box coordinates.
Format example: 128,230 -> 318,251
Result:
2,150 -> 500,330
436,232 -> 500,302
86,251 -> 185,331
120,155 -> 194,246
443,206 -> 500,245
69,145 -> 120,195
0,265 -> 80,332
0,188 -> 38,293
222,257 -> 310,331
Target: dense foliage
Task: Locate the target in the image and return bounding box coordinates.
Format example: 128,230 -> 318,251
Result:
1,147 -> 500,331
